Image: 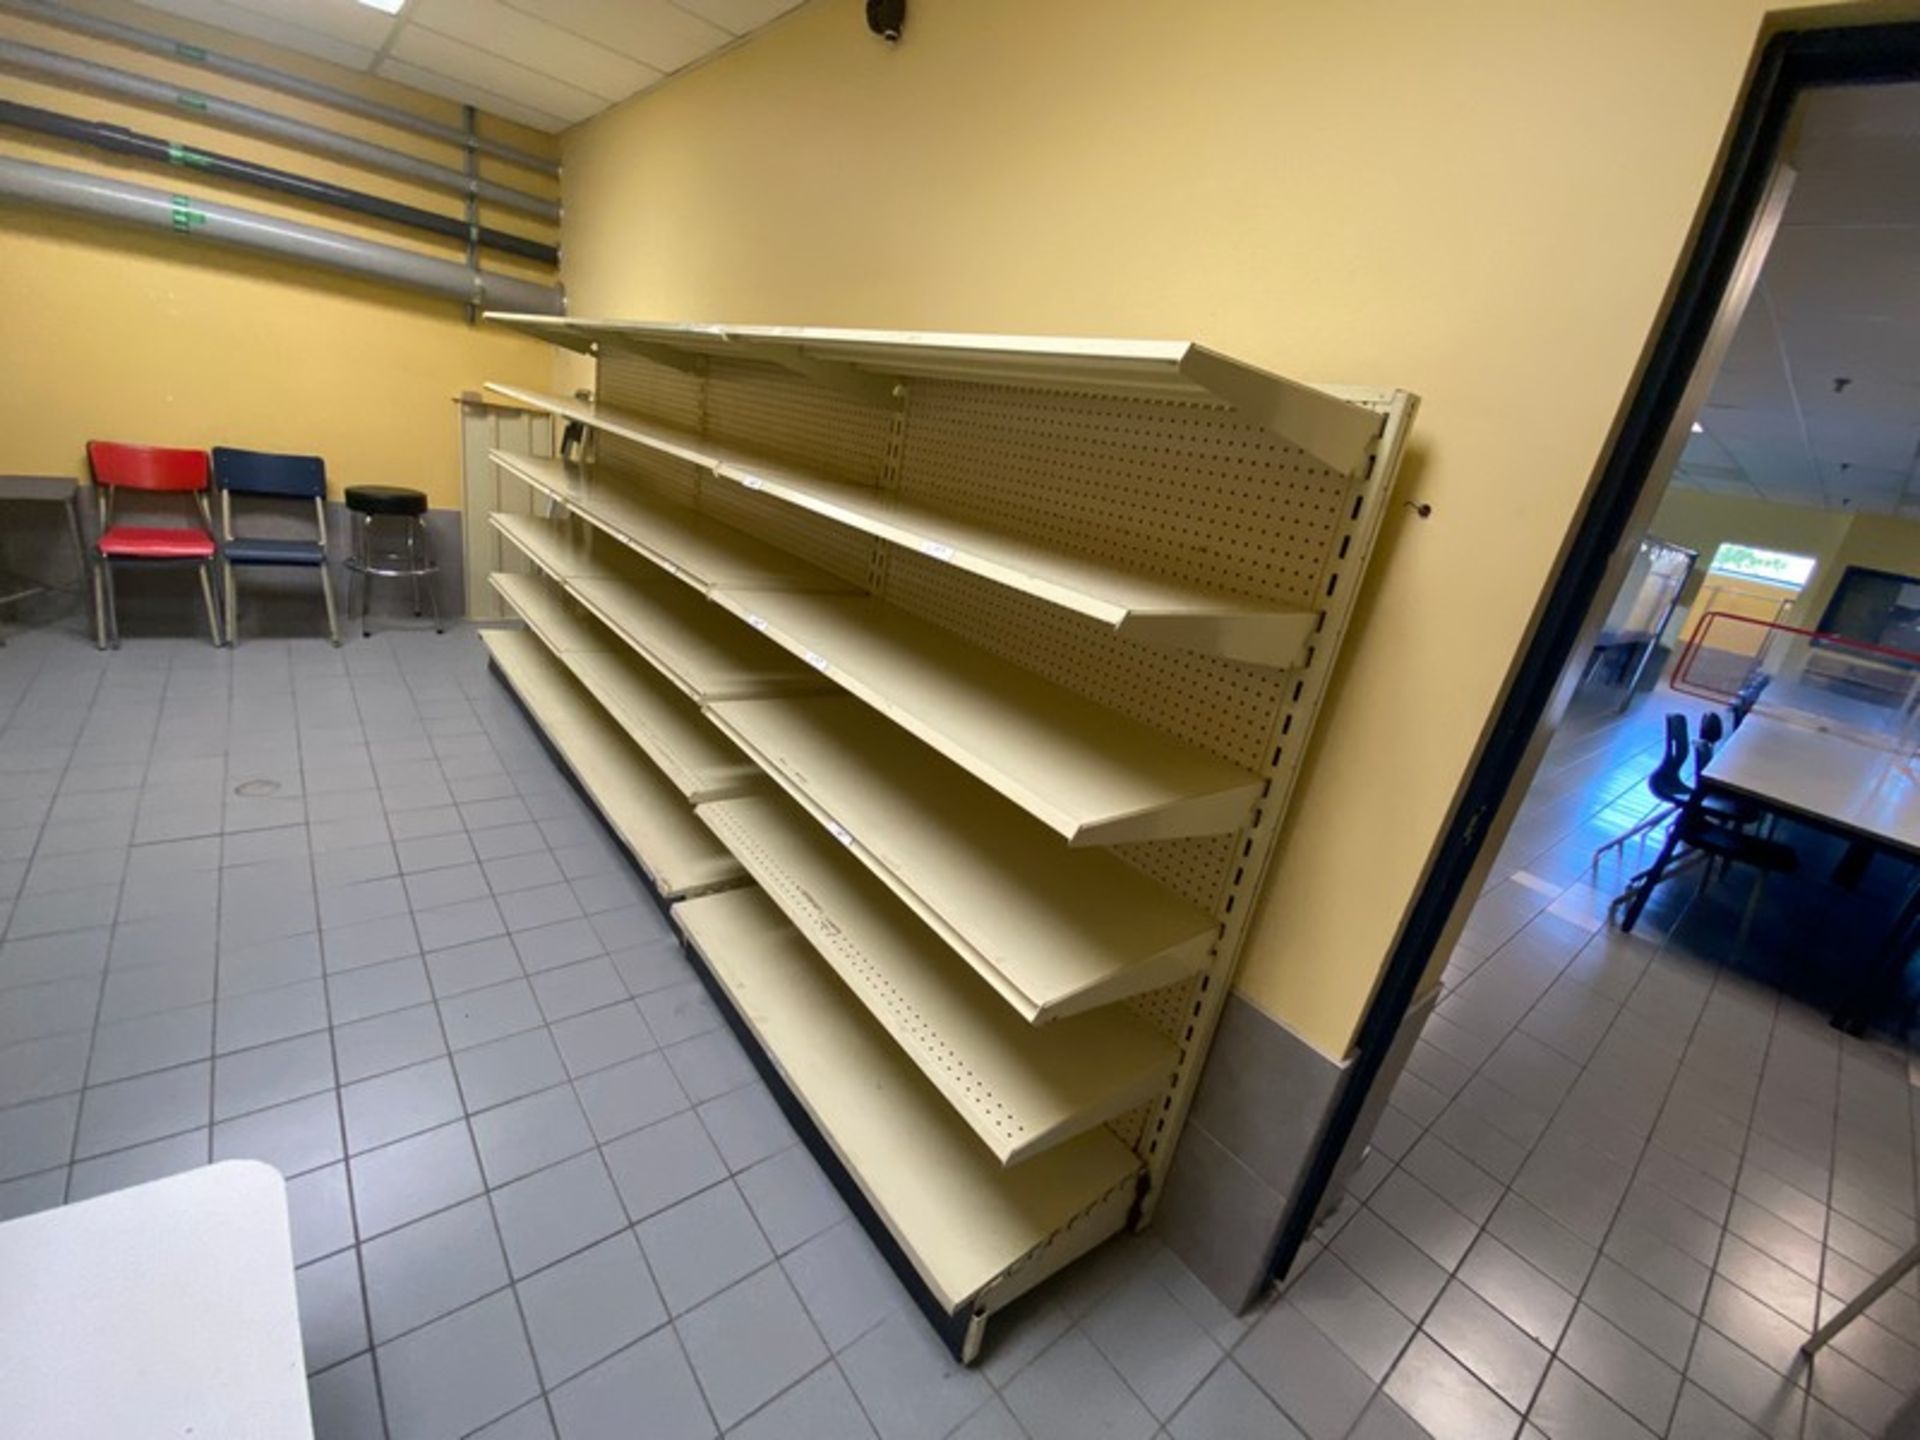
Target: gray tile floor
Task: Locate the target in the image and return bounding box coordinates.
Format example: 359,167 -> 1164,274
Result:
0,623 -> 1915,1439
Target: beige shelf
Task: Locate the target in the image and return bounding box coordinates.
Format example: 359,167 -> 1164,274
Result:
706,589 -> 1261,845
699,793 -> 1176,1164
488,513 -> 616,580
481,630 -> 743,899
491,574 -> 762,803
489,446 -> 846,595
707,694 -> 1214,1022
483,317 -> 1386,477
713,462 -> 1318,668
672,886 -> 1141,1312
491,512 -> 823,702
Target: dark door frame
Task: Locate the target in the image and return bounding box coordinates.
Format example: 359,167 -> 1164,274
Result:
1267,17 -> 1920,1287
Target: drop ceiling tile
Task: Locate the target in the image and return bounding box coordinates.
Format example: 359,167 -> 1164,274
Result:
671,0 -> 806,38
1766,229 -> 1920,327
215,0 -> 398,49
499,0 -> 732,72
1796,83 -> 1920,141
374,57 -> 571,133
129,0 -> 381,69
1785,136 -> 1920,227
1805,417 -> 1920,472
386,25 -> 608,125
406,0 -> 664,103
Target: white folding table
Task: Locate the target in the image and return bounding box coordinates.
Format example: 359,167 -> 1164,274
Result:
0,1160 -> 313,1439
1700,714 -> 1920,860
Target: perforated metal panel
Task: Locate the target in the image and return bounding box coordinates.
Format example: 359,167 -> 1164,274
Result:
588,345 -> 1414,1246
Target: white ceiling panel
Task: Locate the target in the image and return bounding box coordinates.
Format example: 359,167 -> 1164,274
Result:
407,0 -> 664,103
128,0 -> 380,69
212,0 -> 398,49
127,0 -> 805,132
496,0 -> 732,72
1672,84 -> 1920,516
385,24 -> 614,125
672,0 -> 807,38
373,56 -> 570,133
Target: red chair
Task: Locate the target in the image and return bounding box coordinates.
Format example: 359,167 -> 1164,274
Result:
86,442 -> 222,649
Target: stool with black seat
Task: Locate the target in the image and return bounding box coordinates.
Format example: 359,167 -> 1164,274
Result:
343,485 -> 442,637
1616,785 -> 1799,939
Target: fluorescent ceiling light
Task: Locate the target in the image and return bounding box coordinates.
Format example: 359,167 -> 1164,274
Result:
355,0 -> 405,13
1690,421 -> 1704,433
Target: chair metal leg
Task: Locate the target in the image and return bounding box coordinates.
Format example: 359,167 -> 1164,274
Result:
407,520 -> 423,617
418,517 -> 443,635
91,561 -> 107,651
1592,804 -> 1674,869
358,512 -> 372,639
224,560 -> 238,647
198,563 -> 222,648
319,562 -> 341,647
1619,822 -> 1686,934
101,560 -> 121,650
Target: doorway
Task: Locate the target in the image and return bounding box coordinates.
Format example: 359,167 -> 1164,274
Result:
1271,18 -> 1920,1389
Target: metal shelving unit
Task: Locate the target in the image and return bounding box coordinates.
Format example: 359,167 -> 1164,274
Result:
474,314 -> 1417,1362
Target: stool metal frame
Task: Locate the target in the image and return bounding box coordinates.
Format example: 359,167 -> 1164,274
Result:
344,506 -> 443,637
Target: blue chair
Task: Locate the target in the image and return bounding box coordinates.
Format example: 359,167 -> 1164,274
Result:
211,447 -> 340,646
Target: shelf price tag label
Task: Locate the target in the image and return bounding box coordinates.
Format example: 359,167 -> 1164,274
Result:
919,539 -> 955,562
746,614 -> 768,631
740,474 -> 765,491
826,821 -> 854,848
803,651 -> 830,673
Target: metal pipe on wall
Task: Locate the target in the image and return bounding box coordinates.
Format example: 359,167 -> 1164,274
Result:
0,0 -> 559,178
0,38 -> 561,222
0,97 -> 559,264
0,154 -> 564,314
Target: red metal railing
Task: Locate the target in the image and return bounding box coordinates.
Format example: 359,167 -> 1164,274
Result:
1669,610 -> 1920,705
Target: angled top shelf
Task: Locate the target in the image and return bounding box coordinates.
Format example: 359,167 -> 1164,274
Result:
490,573 -> 762,803
707,694 -> 1214,1022
488,443 -> 847,595
484,317 -> 1384,476
481,630 -> 742,899
706,588 -> 1261,845
699,793 -> 1176,1165
673,886 -> 1142,1312
492,513 -> 823,702
711,460 -> 1320,668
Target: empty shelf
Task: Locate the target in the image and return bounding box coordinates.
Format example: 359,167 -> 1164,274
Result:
714,463 -> 1318,667
673,886 -> 1142,1312
492,512 -> 823,702
699,793 -> 1176,1163
484,318 -> 1386,476
482,630 -> 743,899
707,694 -> 1214,1022
706,589 -> 1262,845
488,513 -> 616,580
489,447 -> 846,594
491,574 -> 762,803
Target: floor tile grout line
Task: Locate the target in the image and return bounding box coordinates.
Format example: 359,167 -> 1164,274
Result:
304,668 -> 398,1440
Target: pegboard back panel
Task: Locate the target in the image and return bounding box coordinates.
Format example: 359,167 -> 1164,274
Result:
897,382 -> 1351,607
596,347 -> 706,433
704,362 -> 897,489
881,551 -> 1287,775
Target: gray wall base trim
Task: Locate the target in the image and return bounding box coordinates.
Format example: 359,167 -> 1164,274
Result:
2,501 -> 466,640
1156,986 -> 1442,1313
1156,992 -> 1347,1312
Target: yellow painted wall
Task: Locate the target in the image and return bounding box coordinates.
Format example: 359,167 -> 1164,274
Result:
1648,487 -> 1848,628
0,0 -> 558,507
1798,510 -> 1920,626
558,0 -> 1864,1058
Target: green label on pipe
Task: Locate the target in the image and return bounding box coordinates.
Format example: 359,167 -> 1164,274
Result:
170,196 -> 207,234
174,43 -> 207,62
176,92 -> 208,112
165,143 -> 211,170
